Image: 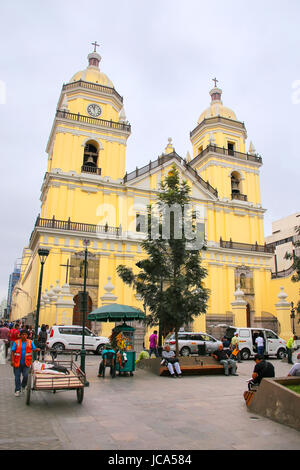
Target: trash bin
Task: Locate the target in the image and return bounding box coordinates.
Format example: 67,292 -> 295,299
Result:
197,344 -> 206,356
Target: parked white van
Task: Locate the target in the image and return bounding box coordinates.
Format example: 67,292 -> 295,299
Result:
225,326 -> 286,360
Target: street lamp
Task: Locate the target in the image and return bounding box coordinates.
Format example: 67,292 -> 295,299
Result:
78,239 -> 90,386
291,302 -> 296,335
34,248 -> 50,339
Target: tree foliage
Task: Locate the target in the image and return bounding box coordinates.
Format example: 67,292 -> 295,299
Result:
117,165 -> 210,354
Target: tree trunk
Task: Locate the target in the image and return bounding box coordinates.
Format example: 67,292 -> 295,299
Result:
175,327 -> 179,357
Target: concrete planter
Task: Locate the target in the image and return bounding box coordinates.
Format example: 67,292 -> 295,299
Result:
248,376 -> 300,432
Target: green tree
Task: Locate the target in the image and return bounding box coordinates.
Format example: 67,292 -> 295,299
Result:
285,225 -> 300,315
117,165 -> 209,355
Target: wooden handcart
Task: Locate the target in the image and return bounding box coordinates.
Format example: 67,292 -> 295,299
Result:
26,353 -> 86,405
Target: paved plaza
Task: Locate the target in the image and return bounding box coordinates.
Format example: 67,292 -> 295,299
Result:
0,354 -> 299,451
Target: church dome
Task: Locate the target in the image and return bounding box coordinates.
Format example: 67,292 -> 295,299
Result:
198,84 -> 237,124
69,50 -> 114,88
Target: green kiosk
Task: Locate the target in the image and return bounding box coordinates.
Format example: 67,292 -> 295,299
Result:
87,304 -> 145,376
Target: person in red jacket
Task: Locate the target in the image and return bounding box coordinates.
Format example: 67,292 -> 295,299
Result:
11,330 -> 39,397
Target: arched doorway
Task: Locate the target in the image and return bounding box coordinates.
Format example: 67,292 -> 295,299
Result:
73,294 -> 93,330
246,303 -> 251,327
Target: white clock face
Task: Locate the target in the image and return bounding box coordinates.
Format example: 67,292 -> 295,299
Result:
87,103 -> 102,117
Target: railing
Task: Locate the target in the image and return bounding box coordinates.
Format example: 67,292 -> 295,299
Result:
81,165 -> 101,175
56,110 -> 131,133
62,79 -> 123,103
191,144 -> 262,164
34,216 -> 122,237
219,237 -> 274,253
271,265 -> 295,279
231,193 -> 248,201
124,152 -> 218,197
190,115 -> 246,138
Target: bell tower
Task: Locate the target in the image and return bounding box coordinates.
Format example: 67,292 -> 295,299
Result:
45,44 -> 131,183
189,81 -> 262,206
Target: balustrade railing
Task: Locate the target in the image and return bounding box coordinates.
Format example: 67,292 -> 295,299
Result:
81,165 -> 101,175
192,144 -> 262,164
33,216 -> 122,237
62,79 -> 123,103
56,110 -> 131,133
219,237 -> 274,253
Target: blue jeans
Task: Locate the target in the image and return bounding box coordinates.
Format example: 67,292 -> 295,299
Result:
14,364 -> 29,392
257,346 -> 264,358
149,348 -> 159,358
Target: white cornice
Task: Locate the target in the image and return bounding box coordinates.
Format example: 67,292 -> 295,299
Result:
193,158 -> 260,174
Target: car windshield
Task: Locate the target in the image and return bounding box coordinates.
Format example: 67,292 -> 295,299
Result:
165,333 -> 175,341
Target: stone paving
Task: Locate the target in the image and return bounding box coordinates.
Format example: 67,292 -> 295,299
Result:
0,353 -> 300,450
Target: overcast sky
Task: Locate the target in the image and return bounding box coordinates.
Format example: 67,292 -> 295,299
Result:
0,0 -> 299,301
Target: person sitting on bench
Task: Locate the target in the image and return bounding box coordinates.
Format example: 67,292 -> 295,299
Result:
98,344 -> 116,378
247,354 -> 275,390
212,344 -> 238,376
162,345 -> 182,378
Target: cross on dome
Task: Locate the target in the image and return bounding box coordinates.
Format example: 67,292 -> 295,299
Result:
91,41 -> 100,52
212,77 -> 219,88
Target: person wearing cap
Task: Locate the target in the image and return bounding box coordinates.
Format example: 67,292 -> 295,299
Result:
247,354 -> 275,391
230,332 -> 242,363
10,329 -> 40,397
287,352 -> 300,377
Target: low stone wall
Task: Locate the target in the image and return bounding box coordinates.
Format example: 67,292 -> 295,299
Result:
248,376 -> 300,431
136,356 -> 225,376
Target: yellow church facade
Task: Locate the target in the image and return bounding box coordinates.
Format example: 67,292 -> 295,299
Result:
11,49 -> 299,343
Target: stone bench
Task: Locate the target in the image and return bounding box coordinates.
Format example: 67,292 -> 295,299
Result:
136,356 -> 228,376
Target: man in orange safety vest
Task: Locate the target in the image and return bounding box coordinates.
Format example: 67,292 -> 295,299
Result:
11,329 -> 40,397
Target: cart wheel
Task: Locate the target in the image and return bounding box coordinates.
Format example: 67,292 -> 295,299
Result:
130,372 -> 134,376
76,387 -> 84,404
26,370 -> 31,406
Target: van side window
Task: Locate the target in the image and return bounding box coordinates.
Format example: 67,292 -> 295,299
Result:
265,330 -> 278,339
239,329 -> 250,338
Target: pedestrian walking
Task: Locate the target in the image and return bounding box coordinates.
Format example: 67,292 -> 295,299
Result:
149,330 -> 159,358
36,324 -> 48,361
10,323 -> 20,343
230,332 -> 242,363
286,335 -> 297,364
0,322 -> 10,358
10,329 -> 39,396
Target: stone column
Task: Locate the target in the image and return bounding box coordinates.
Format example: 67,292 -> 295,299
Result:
231,285 -> 247,327
275,287 -> 292,342
55,283 -> 75,326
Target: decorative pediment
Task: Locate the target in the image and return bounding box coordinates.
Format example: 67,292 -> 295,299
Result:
125,154 -> 217,201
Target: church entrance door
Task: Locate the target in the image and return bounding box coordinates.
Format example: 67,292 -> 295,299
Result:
73,294 -> 92,330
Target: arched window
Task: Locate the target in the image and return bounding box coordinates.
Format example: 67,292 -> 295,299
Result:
83,142 -> 98,167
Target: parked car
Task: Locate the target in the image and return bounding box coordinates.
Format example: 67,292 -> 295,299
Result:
225,326 -> 287,360
164,331 -> 222,356
47,325 -> 109,354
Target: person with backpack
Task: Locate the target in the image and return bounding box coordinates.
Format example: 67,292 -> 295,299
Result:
36,324 -> 48,361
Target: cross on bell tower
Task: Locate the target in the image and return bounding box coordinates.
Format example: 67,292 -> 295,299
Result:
91,41 -> 100,52
212,77 -> 219,88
